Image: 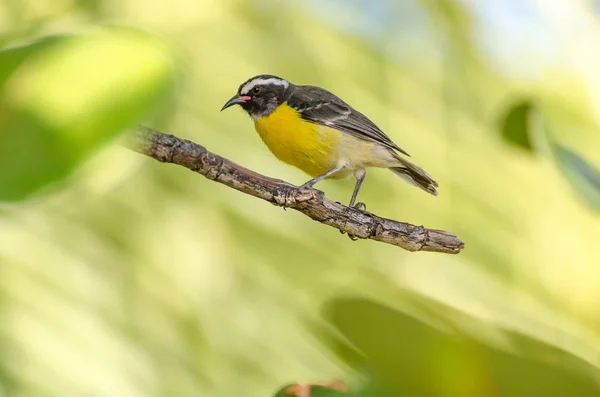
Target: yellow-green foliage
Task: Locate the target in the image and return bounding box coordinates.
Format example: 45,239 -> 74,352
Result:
1,1 -> 599,396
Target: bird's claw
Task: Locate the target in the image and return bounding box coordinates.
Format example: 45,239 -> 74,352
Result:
341,229 -> 359,241
353,202 -> 367,212
343,202 -> 367,240
300,184 -> 324,196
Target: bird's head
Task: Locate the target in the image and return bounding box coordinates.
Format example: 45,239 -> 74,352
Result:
221,75 -> 292,119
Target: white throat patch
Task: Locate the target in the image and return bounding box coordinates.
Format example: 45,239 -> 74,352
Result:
240,78 -> 289,95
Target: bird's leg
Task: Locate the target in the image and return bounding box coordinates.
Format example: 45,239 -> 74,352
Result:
341,171 -> 367,240
300,164 -> 345,188
348,170 -> 366,209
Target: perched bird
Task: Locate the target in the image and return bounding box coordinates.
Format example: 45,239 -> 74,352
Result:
221,74 -> 438,210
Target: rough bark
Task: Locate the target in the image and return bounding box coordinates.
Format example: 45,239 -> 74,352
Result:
126,126 -> 464,254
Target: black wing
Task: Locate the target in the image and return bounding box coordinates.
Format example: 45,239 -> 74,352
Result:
287,85 -> 410,157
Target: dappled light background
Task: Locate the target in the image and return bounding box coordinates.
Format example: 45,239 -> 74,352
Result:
1,0 -> 600,396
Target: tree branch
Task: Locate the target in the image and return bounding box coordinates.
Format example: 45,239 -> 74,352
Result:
126,126 -> 464,254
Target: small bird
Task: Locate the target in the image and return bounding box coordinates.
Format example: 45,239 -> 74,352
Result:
221,74 -> 438,210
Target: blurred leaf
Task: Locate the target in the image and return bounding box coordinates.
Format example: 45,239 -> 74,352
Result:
417,0 -> 473,52
309,320 -> 368,373
0,35 -> 66,87
499,102 -> 600,211
553,145 -> 600,211
75,0 -> 105,15
500,101 -> 534,152
274,380 -> 392,397
275,381 -> 348,397
325,297 -> 600,397
528,108 -> 600,212
0,28 -> 177,201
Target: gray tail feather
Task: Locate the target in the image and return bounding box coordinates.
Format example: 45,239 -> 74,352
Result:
389,160 -> 438,196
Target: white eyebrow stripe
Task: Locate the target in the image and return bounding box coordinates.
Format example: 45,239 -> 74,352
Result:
240,78 -> 289,94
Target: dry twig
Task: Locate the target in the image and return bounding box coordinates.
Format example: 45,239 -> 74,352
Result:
127,126 -> 464,254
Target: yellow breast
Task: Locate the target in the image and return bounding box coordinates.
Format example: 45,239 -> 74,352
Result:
254,103 -> 343,178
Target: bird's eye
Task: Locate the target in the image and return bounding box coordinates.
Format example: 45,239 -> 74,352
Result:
252,86 -> 262,94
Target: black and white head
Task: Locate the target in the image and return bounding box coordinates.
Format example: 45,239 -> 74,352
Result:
221,74 -> 293,119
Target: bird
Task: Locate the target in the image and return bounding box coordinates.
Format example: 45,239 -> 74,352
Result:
221,74 -> 438,211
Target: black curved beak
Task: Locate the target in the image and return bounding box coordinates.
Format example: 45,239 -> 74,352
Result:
221,95 -> 246,111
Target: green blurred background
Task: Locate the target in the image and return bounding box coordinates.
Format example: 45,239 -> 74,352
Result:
1,0 -> 600,396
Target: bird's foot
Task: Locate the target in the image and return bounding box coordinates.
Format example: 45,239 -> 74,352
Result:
352,202 -> 367,212
300,182 -> 324,194
340,202 -> 367,240
340,229 -> 360,241
300,179 -> 317,189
